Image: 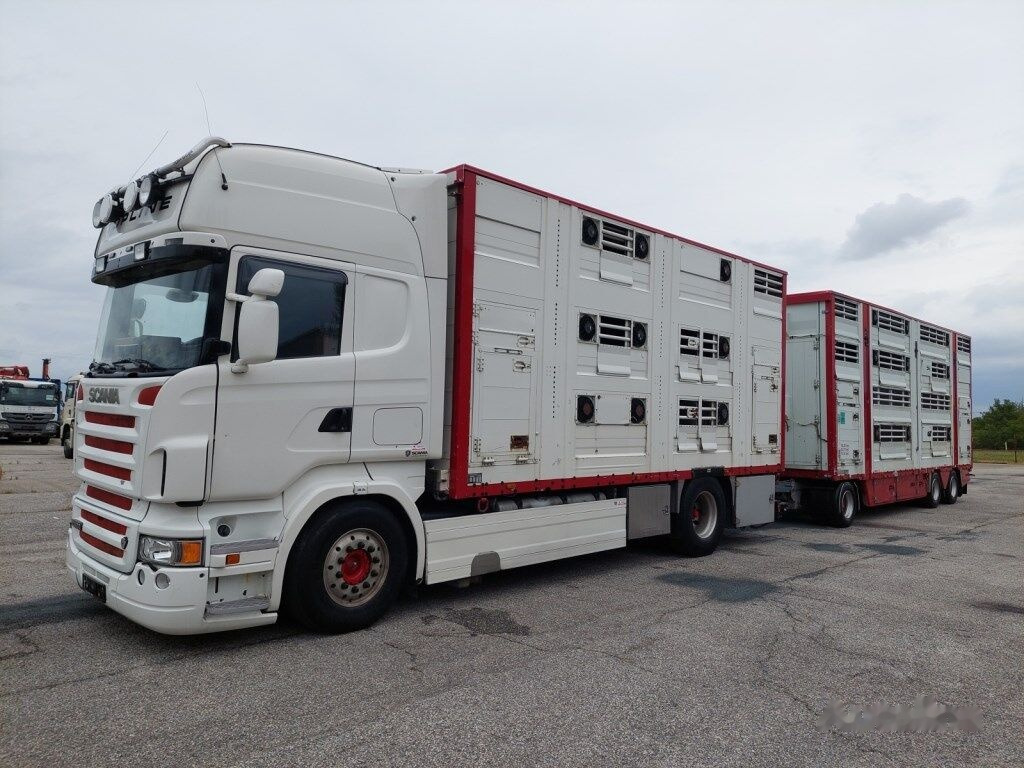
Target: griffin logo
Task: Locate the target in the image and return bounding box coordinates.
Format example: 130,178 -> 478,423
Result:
88,387 -> 120,405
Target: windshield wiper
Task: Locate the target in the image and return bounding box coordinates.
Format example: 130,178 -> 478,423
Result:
88,360 -> 117,374
111,358 -> 164,372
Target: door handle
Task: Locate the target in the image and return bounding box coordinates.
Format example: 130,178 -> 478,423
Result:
318,407 -> 352,433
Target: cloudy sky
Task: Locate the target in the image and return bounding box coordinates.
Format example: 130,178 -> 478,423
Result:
1,1 -> 1021,411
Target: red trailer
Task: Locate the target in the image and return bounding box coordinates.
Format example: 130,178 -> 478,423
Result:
777,291 -> 971,526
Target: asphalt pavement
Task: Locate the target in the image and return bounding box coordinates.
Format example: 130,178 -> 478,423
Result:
1,442 -> 1022,767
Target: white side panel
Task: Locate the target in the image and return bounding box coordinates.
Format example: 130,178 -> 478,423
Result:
423,497 -> 627,584
784,302 -> 826,470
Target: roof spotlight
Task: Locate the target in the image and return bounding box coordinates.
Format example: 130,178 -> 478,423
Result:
122,181 -> 140,212
92,199 -> 104,228
98,192 -> 121,225
138,175 -> 160,207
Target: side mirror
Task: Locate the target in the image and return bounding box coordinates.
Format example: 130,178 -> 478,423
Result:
232,269 -> 284,373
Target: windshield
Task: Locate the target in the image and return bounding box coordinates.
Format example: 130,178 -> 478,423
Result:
0,383 -> 58,407
92,255 -> 227,376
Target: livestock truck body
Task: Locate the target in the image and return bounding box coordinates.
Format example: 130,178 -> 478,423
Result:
777,291 -> 972,526
67,138 -> 785,635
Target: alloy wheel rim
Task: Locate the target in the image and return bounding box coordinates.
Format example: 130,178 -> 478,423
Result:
323,528 -> 389,607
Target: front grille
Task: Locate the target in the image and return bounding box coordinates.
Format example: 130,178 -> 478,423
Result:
3,413 -> 52,426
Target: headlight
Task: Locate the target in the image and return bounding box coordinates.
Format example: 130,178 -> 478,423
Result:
122,180 -> 140,212
138,535 -> 204,567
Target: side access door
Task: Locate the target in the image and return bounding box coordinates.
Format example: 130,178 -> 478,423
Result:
212,248 -> 356,500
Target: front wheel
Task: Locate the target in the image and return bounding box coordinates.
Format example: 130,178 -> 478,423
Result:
828,482 -> 858,528
283,500 -> 409,633
671,477 -> 727,557
62,438 -> 73,459
942,472 -> 960,505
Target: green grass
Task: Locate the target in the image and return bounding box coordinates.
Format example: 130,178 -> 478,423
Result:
974,449 -> 1024,464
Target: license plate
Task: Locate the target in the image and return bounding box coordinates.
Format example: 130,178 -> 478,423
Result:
81,573 -> 107,603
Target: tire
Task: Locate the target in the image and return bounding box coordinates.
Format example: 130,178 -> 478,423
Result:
942,472 -> 960,505
283,499 -> 408,633
922,473 -> 941,509
828,482 -> 858,528
62,438 -> 74,459
671,477 -> 727,556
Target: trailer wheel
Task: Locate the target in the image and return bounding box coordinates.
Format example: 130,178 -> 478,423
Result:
922,473 -> 941,509
283,499 -> 408,633
828,482 -> 857,528
62,437 -> 73,459
942,472 -> 960,505
671,478 -> 727,557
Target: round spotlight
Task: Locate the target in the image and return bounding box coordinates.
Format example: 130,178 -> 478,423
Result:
92,199 -> 104,228
98,192 -> 120,225
122,181 -> 140,212
139,175 -> 159,206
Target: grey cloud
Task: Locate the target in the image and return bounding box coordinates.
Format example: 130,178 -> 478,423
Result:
838,193 -> 969,260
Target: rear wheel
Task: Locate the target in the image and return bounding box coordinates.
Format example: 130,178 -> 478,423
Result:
283,499 -> 408,633
62,437 -> 73,459
828,482 -> 857,527
922,473 -> 941,508
942,472 -> 960,505
671,477 -> 727,556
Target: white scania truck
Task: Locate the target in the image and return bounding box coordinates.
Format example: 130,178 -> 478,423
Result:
68,138 -> 786,634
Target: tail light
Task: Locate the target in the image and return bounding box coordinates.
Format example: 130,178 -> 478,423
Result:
138,385 -> 162,406
76,384 -> 84,402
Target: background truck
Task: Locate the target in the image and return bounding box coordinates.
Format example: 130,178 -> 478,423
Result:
777,291 -> 972,526
60,373 -> 84,458
0,360 -> 61,444
67,137 -> 785,635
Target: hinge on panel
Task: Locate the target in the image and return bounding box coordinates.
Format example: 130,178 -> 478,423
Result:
476,356 -> 485,372
813,338 -> 820,349
515,454 -> 532,464
813,379 -> 820,389
473,437 -> 482,455
514,360 -> 531,372
482,456 -> 495,466
472,302 -> 483,317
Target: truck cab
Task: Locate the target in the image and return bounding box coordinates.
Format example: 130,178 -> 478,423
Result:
60,374 -> 84,458
0,377 -> 60,444
68,138 -> 447,634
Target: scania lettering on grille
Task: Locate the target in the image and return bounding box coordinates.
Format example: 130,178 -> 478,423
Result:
88,387 -> 120,405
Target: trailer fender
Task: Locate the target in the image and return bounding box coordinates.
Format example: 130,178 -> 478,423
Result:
270,464 -> 425,612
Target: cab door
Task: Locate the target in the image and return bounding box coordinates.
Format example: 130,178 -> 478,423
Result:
212,248 -> 356,500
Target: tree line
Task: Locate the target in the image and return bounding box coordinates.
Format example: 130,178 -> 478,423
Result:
973,399 -> 1024,449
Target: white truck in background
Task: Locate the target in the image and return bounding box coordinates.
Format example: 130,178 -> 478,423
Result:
60,373 -> 85,458
0,362 -> 61,444
68,137 -> 785,635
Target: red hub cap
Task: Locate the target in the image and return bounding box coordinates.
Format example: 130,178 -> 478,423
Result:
340,549 -> 371,585
692,504 -> 701,522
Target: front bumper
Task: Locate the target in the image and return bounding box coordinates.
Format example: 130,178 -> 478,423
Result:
66,532 -> 277,635
0,421 -> 57,437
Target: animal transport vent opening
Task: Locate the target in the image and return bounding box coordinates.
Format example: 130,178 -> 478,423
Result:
874,424 -> 911,443
873,350 -> 910,372
834,298 -> 859,321
921,392 -> 951,411
919,324 -> 949,347
581,216 -> 648,260
678,399 -> 729,426
928,426 -> 951,442
679,328 -> 730,359
835,340 -> 859,364
872,309 -> 909,334
753,269 -> 783,298
872,386 -> 911,408
931,362 -> 949,379
957,337 -> 971,354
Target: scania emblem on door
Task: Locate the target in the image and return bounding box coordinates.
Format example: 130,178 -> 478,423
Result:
88,387 -> 120,405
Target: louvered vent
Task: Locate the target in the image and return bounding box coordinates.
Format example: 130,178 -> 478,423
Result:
875,424 -> 911,443
678,399 -> 699,426
678,398 -> 726,426
919,324 -> 949,347
957,337 -> 971,354
931,361 -> 950,379
835,340 -> 859,364
872,386 -> 911,408
583,217 -> 648,260
835,298 -> 859,321
597,314 -> 632,347
872,309 -> 909,334
679,328 -> 728,359
928,425 -> 951,442
873,350 -> 910,372
921,392 -> 951,411
753,269 -> 783,298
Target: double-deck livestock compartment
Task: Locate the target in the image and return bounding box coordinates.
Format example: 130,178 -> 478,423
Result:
779,291 -> 971,523
432,166 -> 787,504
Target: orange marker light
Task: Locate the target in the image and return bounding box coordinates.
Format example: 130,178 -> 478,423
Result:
225,553 -> 240,566
178,540 -> 203,566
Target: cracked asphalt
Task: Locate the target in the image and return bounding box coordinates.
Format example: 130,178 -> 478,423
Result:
2,443 -> 1022,767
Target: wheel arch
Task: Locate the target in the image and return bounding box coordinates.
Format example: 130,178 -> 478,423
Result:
270,479 -> 425,613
